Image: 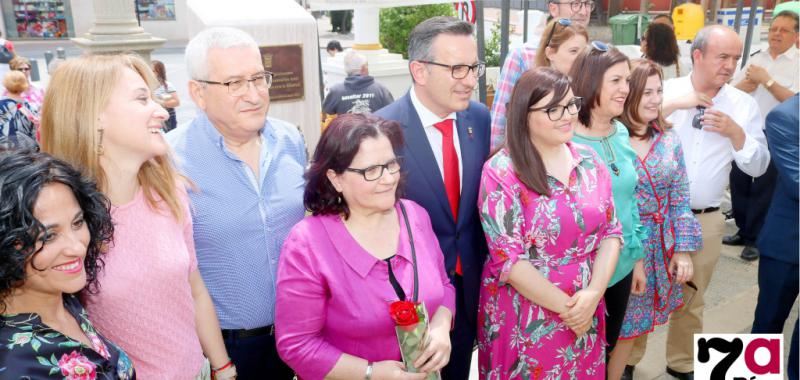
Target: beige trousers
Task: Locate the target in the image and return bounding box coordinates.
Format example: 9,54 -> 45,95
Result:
627,211 -> 725,372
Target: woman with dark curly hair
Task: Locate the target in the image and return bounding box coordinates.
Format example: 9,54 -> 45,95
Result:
641,23 -> 684,79
0,149 -> 135,379
275,113 -> 454,380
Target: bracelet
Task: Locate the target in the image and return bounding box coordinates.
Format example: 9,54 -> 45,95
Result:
365,362 -> 374,380
212,359 -> 233,372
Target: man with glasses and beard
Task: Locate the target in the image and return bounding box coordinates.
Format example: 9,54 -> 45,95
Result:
375,16 -> 490,380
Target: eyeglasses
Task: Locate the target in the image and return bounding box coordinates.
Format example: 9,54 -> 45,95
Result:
552,0 -> 596,12
417,60 -> 486,79
544,18 -> 572,48
196,71 -> 273,96
590,40 -> 610,53
345,157 -> 402,181
529,97 -> 583,121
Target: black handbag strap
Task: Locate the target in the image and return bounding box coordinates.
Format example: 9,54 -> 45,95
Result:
398,201 -> 419,302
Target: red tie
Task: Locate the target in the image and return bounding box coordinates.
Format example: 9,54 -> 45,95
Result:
433,119 -> 463,275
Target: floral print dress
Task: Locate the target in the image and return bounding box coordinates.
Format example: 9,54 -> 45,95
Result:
619,128 -> 702,339
477,143 -> 623,380
0,294 -> 135,379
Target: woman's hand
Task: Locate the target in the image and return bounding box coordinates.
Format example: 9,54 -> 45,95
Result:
559,288 -> 603,333
372,361 -> 427,380
669,252 -> 693,284
414,324 -> 451,373
631,260 -> 647,295
681,91 -> 713,109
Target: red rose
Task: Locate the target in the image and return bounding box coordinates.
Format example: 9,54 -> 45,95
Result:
389,301 -> 419,326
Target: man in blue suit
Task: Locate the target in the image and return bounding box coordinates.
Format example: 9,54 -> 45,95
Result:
375,16 -> 490,380
752,93 -> 799,380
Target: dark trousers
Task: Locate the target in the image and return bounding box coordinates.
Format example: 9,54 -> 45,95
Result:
751,256 -> 799,380
441,275 -> 476,380
222,329 -> 294,380
605,271 -> 633,353
729,161 -> 778,244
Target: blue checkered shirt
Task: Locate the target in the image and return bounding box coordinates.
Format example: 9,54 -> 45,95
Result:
167,113 -> 307,329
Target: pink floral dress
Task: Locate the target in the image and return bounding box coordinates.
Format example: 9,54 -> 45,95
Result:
477,143 -> 623,380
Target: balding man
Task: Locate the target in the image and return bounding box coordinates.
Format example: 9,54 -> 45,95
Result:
625,25 -> 770,380
322,51 -> 393,117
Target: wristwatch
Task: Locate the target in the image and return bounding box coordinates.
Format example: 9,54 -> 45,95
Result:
765,79 -> 776,88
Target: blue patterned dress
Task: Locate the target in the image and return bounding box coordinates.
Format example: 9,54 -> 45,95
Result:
619,127 -> 703,339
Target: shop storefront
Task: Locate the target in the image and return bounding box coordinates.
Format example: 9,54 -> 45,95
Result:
1,0 -> 75,39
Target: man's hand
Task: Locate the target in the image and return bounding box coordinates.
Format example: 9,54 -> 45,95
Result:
736,78 -> 759,93
702,109 -> 746,149
746,64 -> 771,86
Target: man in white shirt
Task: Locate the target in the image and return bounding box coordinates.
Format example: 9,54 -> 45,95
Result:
725,10 -> 799,261
626,25 -> 770,380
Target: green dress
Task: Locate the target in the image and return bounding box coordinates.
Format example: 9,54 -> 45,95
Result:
572,120 -> 646,286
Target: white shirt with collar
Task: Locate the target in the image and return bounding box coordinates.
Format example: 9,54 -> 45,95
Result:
664,74 -> 771,210
409,87 -> 463,191
733,45 -> 800,119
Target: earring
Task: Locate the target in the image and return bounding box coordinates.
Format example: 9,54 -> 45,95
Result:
96,128 -> 105,156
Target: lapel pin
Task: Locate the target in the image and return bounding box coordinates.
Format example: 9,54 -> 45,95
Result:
467,127 -> 473,139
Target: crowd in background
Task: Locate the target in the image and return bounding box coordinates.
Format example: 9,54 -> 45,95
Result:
0,4 -> 798,380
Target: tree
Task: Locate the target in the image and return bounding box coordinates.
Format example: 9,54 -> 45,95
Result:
379,4 -> 456,59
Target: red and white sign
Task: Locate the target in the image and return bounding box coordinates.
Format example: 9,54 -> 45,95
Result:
454,1 -> 476,24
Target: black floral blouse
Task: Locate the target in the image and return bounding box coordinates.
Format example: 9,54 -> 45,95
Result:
0,294 -> 135,379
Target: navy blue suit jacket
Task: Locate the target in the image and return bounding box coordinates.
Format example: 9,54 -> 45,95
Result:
375,93 -> 491,325
757,94 -> 799,264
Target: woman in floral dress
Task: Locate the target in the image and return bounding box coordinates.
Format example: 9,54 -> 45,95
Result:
611,60 -> 701,378
0,150 -> 135,379
478,67 -> 623,380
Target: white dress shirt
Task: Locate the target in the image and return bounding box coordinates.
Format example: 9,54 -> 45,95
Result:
664,75 -> 771,209
732,45 -> 800,120
409,87 -> 463,191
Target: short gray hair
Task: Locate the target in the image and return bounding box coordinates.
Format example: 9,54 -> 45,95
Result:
690,25 -> 737,64
408,16 -> 473,62
344,51 -> 368,76
185,27 -> 259,80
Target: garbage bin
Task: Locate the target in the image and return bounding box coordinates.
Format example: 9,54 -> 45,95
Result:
673,3 -> 705,40
609,14 -> 650,45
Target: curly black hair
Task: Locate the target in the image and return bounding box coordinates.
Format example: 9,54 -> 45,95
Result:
0,149 -> 113,312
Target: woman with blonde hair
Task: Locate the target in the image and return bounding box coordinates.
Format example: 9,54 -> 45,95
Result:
7,56 -> 44,109
40,54 -> 234,380
535,18 -> 589,75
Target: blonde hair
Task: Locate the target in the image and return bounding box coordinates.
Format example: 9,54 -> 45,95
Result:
40,54 -> 185,221
535,19 -> 589,68
3,71 -> 27,94
9,56 -> 30,71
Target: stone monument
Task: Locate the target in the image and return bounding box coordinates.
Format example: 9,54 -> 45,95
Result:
72,0 -> 166,61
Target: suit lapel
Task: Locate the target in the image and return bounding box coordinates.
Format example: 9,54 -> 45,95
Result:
455,108 -> 480,228
399,95 -> 453,221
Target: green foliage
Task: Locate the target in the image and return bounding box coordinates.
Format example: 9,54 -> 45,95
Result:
379,4 -> 455,59
484,23 -> 502,67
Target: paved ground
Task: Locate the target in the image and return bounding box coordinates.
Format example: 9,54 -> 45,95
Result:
12,13 -> 796,380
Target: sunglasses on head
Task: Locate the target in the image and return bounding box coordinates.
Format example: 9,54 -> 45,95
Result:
544,18 -> 572,48
590,40 -> 611,52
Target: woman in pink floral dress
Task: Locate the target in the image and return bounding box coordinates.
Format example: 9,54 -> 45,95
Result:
478,67 -> 624,380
